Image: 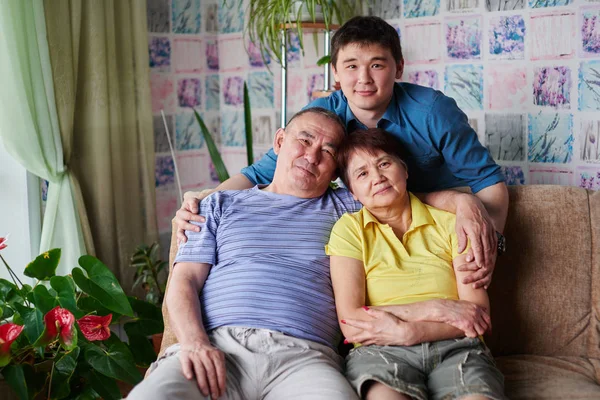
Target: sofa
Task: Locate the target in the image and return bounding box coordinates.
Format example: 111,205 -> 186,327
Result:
159,185 -> 600,399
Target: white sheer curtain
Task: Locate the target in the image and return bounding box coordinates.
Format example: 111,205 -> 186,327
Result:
0,0 -> 86,274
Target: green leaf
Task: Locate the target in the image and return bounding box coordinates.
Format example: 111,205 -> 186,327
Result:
83,341 -> 142,385
3,364 -> 28,400
51,347 -> 80,399
128,297 -> 162,321
72,256 -> 133,317
20,284 -> 32,299
24,248 -> 61,280
85,369 -> 121,400
50,276 -> 82,318
244,82 -> 254,166
194,108 -> 230,182
125,334 -> 157,367
124,318 -> 163,338
1,279 -> 25,308
316,54 -> 331,66
23,363 -> 47,399
77,297 -> 122,322
124,297 -> 163,337
13,303 -> 43,346
0,278 -> 18,301
32,285 -> 59,314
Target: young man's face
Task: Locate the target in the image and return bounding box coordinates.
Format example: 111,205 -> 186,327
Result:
333,43 -> 403,118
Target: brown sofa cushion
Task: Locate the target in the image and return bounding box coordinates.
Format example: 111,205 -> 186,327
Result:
498,355 -> 600,399
486,186 -> 599,359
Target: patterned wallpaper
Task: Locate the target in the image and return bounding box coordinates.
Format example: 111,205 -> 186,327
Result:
147,0 -> 600,253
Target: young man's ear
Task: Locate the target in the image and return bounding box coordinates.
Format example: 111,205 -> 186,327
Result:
395,59 -> 404,80
273,128 -> 286,155
332,64 -> 340,84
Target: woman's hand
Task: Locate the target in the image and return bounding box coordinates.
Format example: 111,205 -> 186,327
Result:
342,307 -> 415,346
435,299 -> 491,337
173,189 -> 215,244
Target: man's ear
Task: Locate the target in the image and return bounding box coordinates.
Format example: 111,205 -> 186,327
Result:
395,59 -> 404,80
273,128 -> 285,155
332,64 -> 340,83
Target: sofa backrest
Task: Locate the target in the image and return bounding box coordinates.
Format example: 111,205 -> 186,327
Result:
160,185 -> 600,359
486,185 -> 599,359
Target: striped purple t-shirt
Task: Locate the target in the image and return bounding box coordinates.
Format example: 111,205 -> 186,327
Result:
175,186 -> 361,348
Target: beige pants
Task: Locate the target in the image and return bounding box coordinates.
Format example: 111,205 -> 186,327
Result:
127,326 -> 359,400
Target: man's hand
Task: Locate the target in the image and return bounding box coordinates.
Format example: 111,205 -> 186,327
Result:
179,341 -> 226,399
174,189 -> 214,244
341,307 -> 415,346
434,299 -> 491,337
455,194 -> 498,289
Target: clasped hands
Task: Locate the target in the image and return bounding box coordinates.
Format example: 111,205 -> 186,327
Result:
342,302 -> 491,347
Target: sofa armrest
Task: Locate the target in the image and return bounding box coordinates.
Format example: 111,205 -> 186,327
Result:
157,219 -> 180,357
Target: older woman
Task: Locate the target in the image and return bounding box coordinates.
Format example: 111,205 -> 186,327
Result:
326,128 -> 505,400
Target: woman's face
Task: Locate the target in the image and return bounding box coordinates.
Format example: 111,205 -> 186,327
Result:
346,149 -> 409,210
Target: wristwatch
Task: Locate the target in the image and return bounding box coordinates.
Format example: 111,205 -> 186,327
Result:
496,231 -> 506,255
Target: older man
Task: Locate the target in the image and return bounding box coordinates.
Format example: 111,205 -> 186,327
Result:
128,108 -> 361,400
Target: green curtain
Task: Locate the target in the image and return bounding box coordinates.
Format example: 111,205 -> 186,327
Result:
43,0 -> 158,291
0,0 -> 87,275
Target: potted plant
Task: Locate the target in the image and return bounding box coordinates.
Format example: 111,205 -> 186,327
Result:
0,235 -> 163,399
194,82 -> 254,182
129,242 -> 168,353
246,0 -> 362,67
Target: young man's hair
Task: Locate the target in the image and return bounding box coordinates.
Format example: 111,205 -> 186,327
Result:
331,16 -> 403,68
336,128 -> 408,190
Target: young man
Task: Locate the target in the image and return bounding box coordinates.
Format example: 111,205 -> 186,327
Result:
175,16 -> 509,288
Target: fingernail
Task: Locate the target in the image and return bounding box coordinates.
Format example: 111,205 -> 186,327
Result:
344,339 -> 350,344
341,319 -> 346,324
362,306 -> 370,311
196,227 -> 200,232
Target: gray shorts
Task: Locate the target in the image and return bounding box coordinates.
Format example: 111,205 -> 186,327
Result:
128,326 -> 358,400
346,337 -> 506,400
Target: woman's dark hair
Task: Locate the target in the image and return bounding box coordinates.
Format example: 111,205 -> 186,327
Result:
336,128 -> 407,189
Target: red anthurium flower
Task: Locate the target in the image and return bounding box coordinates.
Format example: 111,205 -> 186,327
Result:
77,314 -> 112,341
0,235 -> 7,251
37,306 -> 77,350
0,323 -> 24,367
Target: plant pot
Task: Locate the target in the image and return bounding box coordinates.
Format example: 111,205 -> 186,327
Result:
152,332 -> 163,355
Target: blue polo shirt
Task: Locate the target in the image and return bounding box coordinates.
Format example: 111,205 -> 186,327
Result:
241,82 -> 504,193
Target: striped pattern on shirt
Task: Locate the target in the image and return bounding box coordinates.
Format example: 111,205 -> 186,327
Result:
175,186 -> 361,348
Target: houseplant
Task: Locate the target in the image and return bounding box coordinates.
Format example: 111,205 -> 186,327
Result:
129,242 -> 168,353
194,81 -> 254,182
246,0 -> 362,67
0,235 -> 163,399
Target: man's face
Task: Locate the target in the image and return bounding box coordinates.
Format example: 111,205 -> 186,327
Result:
273,113 -> 344,198
333,43 -> 403,118
346,148 -> 408,212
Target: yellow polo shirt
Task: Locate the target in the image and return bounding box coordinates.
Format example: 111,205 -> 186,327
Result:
325,193 -> 462,307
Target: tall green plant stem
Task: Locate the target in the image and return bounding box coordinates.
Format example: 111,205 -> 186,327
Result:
0,253 -> 24,288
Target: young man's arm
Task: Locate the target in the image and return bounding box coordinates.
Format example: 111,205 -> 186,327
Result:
167,262 -> 226,399
174,174 -> 254,243
415,181 -> 509,288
